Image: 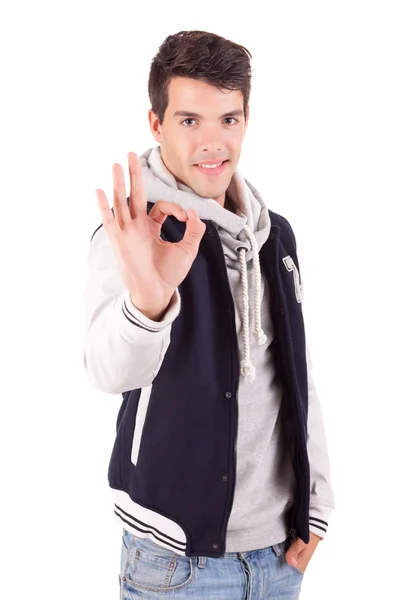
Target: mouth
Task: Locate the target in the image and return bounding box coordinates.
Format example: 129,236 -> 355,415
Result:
193,160 -> 229,177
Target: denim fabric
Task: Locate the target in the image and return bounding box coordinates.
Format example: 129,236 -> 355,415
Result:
119,529 -> 304,599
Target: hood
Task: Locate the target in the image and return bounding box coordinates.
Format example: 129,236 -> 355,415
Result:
139,146 -> 272,382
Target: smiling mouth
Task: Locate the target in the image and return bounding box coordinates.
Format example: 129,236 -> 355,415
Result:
194,160 -> 228,168
193,160 -> 229,175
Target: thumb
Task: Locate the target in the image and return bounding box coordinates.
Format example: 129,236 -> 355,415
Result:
285,539 -> 305,568
178,209 -> 206,256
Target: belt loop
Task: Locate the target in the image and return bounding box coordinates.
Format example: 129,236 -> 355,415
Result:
272,542 -> 284,557
197,555 -> 207,568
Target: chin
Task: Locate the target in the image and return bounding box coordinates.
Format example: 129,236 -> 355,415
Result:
193,179 -> 232,200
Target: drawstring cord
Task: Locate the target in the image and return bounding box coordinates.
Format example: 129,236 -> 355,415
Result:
238,224 -> 268,383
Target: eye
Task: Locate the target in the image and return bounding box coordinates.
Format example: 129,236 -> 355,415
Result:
182,118 -> 197,126
224,117 -> 238,125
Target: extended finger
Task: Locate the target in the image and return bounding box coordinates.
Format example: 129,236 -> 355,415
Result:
95,188 -> 117,240
127,152 -> 147,219
113,163 -> 131,229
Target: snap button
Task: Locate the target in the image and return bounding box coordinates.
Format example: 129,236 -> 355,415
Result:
135,549 -> 140,557
225,392 -> 232,398
280,307 -> 285,314
212,543 -> 218,549
270,232 -> 275,239
222,474 -> 228,481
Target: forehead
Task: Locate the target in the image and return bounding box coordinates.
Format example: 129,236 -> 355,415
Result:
166,76 -> 244,114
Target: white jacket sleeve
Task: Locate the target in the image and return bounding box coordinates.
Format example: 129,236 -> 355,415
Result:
306,342 -> 335,539
82,225 -> 180,394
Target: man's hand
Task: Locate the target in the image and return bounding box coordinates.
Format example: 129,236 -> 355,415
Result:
285,531 -> 322,574
95,152 -> 206,318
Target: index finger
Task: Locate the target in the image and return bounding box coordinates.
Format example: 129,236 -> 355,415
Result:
127,152 -> 147,219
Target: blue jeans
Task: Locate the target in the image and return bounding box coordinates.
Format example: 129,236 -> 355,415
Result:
119,529 -> 304,599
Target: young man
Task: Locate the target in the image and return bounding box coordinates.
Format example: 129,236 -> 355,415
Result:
83,30 -> 335,599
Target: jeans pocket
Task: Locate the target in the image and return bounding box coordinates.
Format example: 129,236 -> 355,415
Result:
279,539 -> 305,577
120,530 -> 194,592
288,563 -> 305,577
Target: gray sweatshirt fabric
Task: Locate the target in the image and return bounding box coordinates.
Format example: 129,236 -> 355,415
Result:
134,146 -> 334,551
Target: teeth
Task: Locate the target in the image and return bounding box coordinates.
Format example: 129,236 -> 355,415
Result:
197,162 -> 224,169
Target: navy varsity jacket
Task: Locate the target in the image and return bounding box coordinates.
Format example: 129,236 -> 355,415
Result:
105,205 -> 310,558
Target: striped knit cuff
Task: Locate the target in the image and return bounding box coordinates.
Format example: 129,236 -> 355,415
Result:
117,289 -> 181,344
309,504 -> 334,540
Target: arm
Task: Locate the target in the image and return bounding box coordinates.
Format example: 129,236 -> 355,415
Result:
306,342 -> 335,539
82,226 -> 180,394
285,344 -> 335,571
280,211 -> 335,538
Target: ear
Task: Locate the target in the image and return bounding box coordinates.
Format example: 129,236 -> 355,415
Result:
148,109 -> 162,142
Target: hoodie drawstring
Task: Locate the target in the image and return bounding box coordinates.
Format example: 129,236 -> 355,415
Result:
238,224 -> 268,383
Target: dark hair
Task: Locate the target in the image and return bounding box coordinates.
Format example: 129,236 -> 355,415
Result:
148,30 -> 252,125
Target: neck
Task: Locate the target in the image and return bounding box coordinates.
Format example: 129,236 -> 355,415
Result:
224,194 -> 236,214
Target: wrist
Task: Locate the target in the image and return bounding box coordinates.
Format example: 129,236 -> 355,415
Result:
130,293 -> 173,322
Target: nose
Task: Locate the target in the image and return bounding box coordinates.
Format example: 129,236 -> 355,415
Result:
198,126 -> 224,154
200,140 -> 223,158
200,141 -> 223,155
201,146 -> 222,154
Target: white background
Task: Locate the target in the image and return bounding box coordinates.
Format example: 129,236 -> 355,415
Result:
1,1 -> 399,598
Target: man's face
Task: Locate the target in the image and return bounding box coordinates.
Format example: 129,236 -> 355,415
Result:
148,76 -> 248,206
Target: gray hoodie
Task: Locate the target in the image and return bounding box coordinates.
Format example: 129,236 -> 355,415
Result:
83,146 -> 335,552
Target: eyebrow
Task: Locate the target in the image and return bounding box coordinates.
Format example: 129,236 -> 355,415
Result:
173,109 -> 244,119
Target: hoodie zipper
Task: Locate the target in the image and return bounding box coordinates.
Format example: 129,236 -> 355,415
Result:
209,220 -> 240,555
